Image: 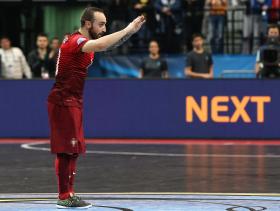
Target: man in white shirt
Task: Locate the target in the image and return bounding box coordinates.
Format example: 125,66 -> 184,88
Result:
0,37 -> 32,79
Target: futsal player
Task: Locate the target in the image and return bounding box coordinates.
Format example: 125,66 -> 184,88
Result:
47,7 -> 145,209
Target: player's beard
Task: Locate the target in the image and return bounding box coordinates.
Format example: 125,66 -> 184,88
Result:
88,27 -> 104,40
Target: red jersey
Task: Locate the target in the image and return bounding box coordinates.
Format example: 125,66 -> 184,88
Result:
48,32 -> 94,107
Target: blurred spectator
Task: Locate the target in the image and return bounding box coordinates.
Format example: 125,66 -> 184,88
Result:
131,0 -> 156,48
207,0 -> 228,54
0,36 -> 32,79
241,0 -> 270,54
48,37 -> 60,78
154,0 -> 183,53
183,0 -> 206,51
255,24 -> 280,77
140,40 -> 168,78
185,34 -> 213,78
28,33 -> 50,79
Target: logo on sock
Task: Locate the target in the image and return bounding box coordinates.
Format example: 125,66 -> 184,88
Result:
71,138 -> 78,147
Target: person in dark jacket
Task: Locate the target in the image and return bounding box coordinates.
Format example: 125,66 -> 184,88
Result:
48,37 -> 60,78
28,33 -> 50,79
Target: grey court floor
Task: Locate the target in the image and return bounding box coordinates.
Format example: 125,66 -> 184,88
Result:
1,139 -> 280,210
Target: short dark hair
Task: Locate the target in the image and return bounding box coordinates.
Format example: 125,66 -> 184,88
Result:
80,7 -> 104,27
192,33 -> 204,42
37,33 -> 48,39
267,24 -> 280,34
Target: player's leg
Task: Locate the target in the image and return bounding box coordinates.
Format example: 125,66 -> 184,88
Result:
55,153 -> 78,198
48,103 -> 91,208
68,106 -> 85,196
64,107 -> 92,208
68,107 -> 84,196
55,153 -> 91,209
69,153 -> 79,196
55,153 -> 71,200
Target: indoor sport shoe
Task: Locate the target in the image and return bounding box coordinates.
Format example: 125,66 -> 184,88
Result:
56,195 -> 92,209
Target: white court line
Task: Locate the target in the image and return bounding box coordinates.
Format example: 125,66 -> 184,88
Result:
20,142 -> 280,158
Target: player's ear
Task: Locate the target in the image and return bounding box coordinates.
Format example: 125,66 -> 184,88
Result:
85,20 -> 92,29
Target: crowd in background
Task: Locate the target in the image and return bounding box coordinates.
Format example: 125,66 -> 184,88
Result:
0,31 -> 214,79
0,34 -> 60,79
1,0 -> 280,79
101,0 -> 280,54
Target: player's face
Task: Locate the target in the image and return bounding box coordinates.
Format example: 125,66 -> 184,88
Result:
0,38 -> 11,50
37,36 -> 49,49
149,41 -> 159,55
193,37 -> 203,48
89,12 -> 107,39
268,28 -> 279,38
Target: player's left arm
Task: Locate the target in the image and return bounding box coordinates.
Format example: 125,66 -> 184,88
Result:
82,16 -> 145,53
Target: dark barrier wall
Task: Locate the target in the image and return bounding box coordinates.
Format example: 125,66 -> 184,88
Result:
0,79 -> 279,138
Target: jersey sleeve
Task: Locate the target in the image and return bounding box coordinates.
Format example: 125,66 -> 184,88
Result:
70,35 -> 89,53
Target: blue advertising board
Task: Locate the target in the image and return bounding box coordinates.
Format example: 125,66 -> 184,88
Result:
0,79 -> 278,139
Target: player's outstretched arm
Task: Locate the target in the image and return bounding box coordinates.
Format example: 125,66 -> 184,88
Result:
82,16 -> 145,53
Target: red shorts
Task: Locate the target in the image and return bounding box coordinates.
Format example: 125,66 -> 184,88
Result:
47,102 -> 86,154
